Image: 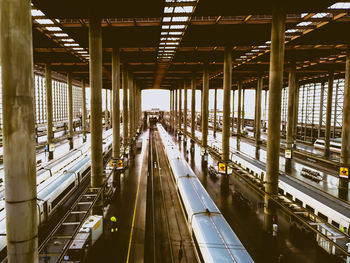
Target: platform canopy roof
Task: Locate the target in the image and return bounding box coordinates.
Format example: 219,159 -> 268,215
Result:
31,0 -> 350,89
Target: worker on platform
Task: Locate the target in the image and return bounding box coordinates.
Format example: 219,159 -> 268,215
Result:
110,216 -> 118,234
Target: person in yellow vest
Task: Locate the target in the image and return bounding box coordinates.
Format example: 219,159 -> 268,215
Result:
110,216 -> 118,233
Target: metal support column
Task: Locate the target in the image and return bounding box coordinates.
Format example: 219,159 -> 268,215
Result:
175,88 -> 178,132
285,62 -> 296,173
105,89 -> 109,129
0,0 -> 38,260
340,49 -> 350,199
45,63 -> 54,160
232,88 -> 235,135
82,80 -> 87,142
179,84 -> 182,132
324,71 -> 334,157
89,18 -> 103,214
242,88 -> 245,131
191,77 -> 196,139
237,81 -> 242,139
202,63 -> 209,154
129,74 -> 134,139
318,83 -> 325,138
184,80 -> 188,136
68,72 -> 74,150
265,6 -> 285,233
222,46 -> 232,163
214,87 -> 217,136
112,48 -> 120,160
123,69 -> 129,146
255,75 -> 263,146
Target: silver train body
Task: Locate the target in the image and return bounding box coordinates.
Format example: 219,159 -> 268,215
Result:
0,131 -> 113,255
157,124 -> 254,263
313,138 -> 341,153
209,139 -> 350,235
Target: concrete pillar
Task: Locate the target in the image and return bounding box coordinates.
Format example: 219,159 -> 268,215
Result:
45,64 -> 54,160
123,69 -> 129,146
264,6 -> 285,234
214,88 -> 217,136
112,48 -> 120,160
232,88 -> 235,134
285,62 -> 296,173
89,18 -> 103,213
179,84 -> 182,132
82,80 -> 87,142
129,74 -> 134,139
340,49 -> 350,198
237,81 -> 242,137
67,72 -> 74,150
184,81 -> 188,135
175,88 -> 178,131
255,75 -> 263,145
0,0 -> 38,260
191,77 -> 196,139
222,46 -> 232,163
202,63 -> 209,148
265,7 -> 285,196
324,71 -> 334,157
318,83 -> 325,138
242,88 -> 245,131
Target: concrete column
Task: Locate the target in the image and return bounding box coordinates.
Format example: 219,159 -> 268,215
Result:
340,49 -> 350,198
191,77 -> 196,139
105,89 -> 109,129
184,81 -> 188,135
242,88 -> 245,131
237,81 -> 242,137
318,83 -> 325,138
179,84 -> 182,132
0,0 -> 38,260
324,71 -> 334,157
112,48 -> 120,160
255,75 -> 263,145
232,88 -> 235,134
222,46 -> 232,163
82,80 -> 87,142
265,7 -> 285,196
285,63 -> 296,172
129,74 -> 134,139
202,63 -> 209,148
123,69 -> 129,146
175,88 -> 178,131
214,88 -> 217,136
45,64 -> 54,160
89,18 -> 103,214
264,6 -> 285,234
67,72 -> 74,150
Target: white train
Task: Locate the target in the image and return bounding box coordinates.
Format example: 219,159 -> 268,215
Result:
157,124 -> 254,263
0,130 -> 114,258
208,139 -> 350,236
313,138 -> 341,153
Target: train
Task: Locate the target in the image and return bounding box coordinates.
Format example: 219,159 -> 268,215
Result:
157,124 -> 254,263
208,138 -> 350,236
0,130 -> 114,258
313,138 -> 341,153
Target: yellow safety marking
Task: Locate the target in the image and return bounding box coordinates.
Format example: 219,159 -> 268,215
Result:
126,165 -> 143,263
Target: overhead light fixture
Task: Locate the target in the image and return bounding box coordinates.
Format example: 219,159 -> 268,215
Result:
64,43 -> 79,46
45,26 -> 62,31
54,33 -> 69,37
35,19 -> 54,24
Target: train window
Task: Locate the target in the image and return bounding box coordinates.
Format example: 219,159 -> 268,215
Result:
192,230 -> 205,263
51,182 -> 75,209
331,221 -> 340,228
305,205 -> 315,213
295,198 -> 303,207
286,192 -> 293,200
318,212 -> 328,222
278,188 -> 284,195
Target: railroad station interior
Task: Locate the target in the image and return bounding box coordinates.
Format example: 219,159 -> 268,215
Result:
1,0 -> 350,262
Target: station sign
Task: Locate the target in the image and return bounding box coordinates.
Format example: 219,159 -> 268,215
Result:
200,147 -> 206,156
285,149 -> 292,159
116,160 -> 124,170
339,167 -> 349,179
49,143 -> 55,152
218,162 -> 226,174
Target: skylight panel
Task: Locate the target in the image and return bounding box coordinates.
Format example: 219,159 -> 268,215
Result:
329,2 -> 350,9
36,19 -> 54,24
45,27 -> 62,31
